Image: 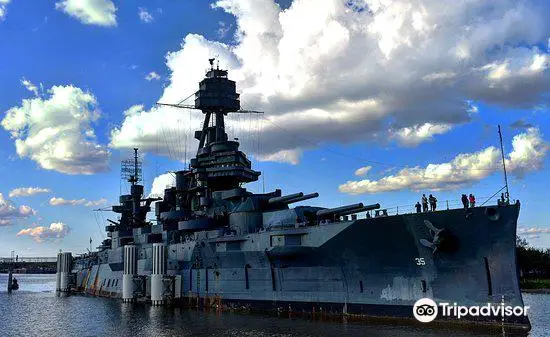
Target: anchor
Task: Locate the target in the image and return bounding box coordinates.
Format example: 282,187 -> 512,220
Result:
420,220 -> 459,254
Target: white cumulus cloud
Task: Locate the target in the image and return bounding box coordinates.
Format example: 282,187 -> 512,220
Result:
354,166 -> 372,177
0,0 -> 10,21
257,148 -> 302,165
391,123 -> 453,147
138,7 -> 154,23
55,0 -> 117,27
17,222 -> 70,242
1,84 -> 110,174
518,227 -> 550,235
339,128 -> 548,194
108,0 -> 550,164
145,71 -> 161,81
21,78 -> 39,96
0,193 -> 37,226
149,172 -> 176,197
49,197 -> 107,207
9,187 -> 51,198
217,21 -> 232,38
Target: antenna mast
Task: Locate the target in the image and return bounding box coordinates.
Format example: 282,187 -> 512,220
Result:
498,125 -> 510,202
133,148 -> 139,185
121,148 -> 142,186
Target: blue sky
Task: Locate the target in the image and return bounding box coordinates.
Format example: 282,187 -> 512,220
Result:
0,0 -> 549,256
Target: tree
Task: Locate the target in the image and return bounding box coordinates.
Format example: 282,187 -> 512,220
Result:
516,236 -> 550,278
516,235 -> 529,249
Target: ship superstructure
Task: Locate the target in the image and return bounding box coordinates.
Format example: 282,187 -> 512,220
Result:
58,59 -> 530,331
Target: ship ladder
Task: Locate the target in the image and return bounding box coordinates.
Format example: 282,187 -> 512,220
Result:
195,244 -> 203,306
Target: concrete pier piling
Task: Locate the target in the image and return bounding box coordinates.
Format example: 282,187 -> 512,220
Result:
56,252 -> 72,292
122,245 -> 137,303
151,243 -> 166,306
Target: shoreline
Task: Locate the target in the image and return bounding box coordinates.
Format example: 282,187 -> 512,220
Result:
520,278 -> 550,294
522,288 -> 550,294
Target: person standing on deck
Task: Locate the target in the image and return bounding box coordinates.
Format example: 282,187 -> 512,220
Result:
422,194 -> 428,212
461,194 -> 469,209
415,202 -> 422,213
429,194 -> 437,211
469,194 -> 476,208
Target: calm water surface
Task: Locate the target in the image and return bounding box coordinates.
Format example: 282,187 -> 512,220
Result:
0,274 -> 547,337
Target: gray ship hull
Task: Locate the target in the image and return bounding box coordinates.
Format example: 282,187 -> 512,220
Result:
71,203 -> 529,330
62,61 -> 528,331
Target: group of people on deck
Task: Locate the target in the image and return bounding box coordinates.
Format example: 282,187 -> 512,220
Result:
415,193 -> 477,213
415,194 -> 437,213
461,194 -> 476,209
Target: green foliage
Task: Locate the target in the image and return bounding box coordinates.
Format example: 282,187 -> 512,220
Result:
520,278 -> 550,290
516,236 -> 529,249
516,236 -> 550,283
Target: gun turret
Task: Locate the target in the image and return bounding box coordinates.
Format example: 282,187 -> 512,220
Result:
268,192 -> 304,204
316,203 -> 365,218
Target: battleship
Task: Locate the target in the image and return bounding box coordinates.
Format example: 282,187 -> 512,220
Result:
56,59 -> 530,331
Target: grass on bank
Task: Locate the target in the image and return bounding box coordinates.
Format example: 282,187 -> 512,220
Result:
520,278 -> 550,290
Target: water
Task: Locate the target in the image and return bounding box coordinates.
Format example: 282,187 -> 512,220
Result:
0,274 -> 547,337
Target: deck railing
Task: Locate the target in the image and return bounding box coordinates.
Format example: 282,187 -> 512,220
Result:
337,195 -> 516,221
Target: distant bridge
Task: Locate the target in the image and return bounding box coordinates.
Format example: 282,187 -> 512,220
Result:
0,256 -> 57,274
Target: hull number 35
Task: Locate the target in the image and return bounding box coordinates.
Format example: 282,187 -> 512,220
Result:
415,258 -> 426,266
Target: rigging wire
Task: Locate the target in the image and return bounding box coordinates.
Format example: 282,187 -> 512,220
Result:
161,125 -> 174,160
179,119 -> 185,161
184,131 -> 188,165
155,128 -> 160,183
257,114 -> 513,173
177,91 -> 196,105
176,119 -> 184,161
173,120 -> 181,161
92,210 -> 106,240
188,107 -> 192,164
168,124 -> 177,160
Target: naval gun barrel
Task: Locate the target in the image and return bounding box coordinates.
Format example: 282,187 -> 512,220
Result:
337,203 -> 380,216
316,203 -> 364,217
268,192 -> 304,204
284,192 -> 319,204
107,219 -> 120,226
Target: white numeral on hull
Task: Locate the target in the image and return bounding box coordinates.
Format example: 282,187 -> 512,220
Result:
415,258 -> 425,266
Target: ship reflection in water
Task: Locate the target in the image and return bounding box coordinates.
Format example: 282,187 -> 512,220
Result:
0,275 -> 548,337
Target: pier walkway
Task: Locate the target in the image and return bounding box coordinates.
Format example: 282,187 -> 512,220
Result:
0,257 -> 57,274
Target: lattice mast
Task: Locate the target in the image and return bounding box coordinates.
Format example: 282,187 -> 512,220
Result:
113,148 -> 157,230
121,148 -> 142,186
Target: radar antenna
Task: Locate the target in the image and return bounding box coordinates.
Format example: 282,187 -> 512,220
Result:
121,148 -> 142,186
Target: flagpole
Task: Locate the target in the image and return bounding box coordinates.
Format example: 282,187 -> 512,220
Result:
498,125 -> 510,202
